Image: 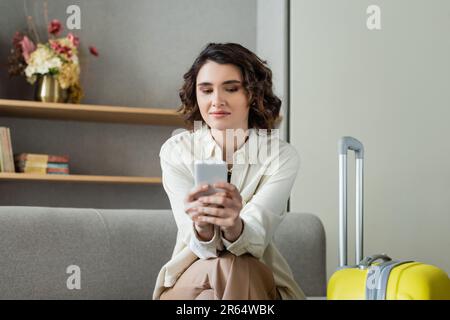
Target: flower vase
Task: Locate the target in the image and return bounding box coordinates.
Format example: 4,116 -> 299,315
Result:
34,75 -> 69,103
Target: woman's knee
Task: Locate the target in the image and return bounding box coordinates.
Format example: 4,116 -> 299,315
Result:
214,251 -> 253,266
215,251 -> 272,276
217,250 -> 255,261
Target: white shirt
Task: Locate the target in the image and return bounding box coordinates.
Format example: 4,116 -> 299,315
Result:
153,124 -> 306,300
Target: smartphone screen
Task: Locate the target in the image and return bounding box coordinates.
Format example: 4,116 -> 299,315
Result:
194,160 -> 227,196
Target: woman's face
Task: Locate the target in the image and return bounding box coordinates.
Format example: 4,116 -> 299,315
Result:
196,60 -> 250,131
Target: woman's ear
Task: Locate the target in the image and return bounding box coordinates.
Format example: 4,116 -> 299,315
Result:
247,90 -> 253,104
247,96 -> 254,109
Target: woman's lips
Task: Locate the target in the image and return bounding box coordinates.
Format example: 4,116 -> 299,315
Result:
209,112 -> 230,118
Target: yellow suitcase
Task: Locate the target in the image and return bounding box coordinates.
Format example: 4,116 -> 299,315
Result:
327,137 -> 450,300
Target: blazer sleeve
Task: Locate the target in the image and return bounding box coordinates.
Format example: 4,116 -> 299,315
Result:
160,141 -> 224,259
221,146 -> 301,259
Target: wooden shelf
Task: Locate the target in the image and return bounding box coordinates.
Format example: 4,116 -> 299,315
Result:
0,99 -> 185,126
0,172 -> 162,185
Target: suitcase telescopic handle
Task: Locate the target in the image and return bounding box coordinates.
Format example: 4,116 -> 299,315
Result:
359,254 -> 392,269
338,137 -> 365,267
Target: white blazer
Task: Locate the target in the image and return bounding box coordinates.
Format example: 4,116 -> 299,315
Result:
153,124 -> 306,300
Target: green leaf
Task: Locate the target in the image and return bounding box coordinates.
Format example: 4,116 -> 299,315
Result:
48,68 -> 59,75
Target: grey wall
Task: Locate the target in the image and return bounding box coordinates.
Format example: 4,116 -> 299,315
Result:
290,0 -> 450,279
257,0 -> 289,141
0,0 -> 257,209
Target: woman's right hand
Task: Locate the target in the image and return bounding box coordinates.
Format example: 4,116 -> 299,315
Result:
184,184 -> 214,239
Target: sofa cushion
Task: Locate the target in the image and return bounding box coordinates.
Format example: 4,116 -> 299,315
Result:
0,207 -> 325,299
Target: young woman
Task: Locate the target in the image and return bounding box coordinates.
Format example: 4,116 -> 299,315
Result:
153,43 -> 305,300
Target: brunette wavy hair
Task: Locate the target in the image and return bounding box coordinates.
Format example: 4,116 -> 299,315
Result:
178,43 -> 281,130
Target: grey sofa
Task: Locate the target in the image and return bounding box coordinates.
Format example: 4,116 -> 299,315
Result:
0,206 -> 326,299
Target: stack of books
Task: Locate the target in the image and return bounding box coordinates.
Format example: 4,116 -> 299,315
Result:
0,127 -> 15,173
14,153 -> 70,175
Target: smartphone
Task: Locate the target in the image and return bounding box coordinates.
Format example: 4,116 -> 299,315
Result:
194,160 -> 227,196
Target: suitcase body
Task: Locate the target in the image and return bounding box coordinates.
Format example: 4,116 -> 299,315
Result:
328,260 -> 450,300
327,137 -> 450,300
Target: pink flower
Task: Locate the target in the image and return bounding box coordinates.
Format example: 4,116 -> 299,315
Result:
89,46 -> 99,57
48,19 -> 62,35
67,33 -> 80,47
50,40 -> 62,51
19,36 -> 36,62
12,31 -> 24,49
50,40 -> 72,58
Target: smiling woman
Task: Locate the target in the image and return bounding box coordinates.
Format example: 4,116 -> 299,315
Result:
154,43 -> 305,301
196,61 -> 249,131
178,43 -> 281,131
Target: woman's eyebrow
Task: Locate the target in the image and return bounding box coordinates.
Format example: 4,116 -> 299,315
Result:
197,80 -> 241,86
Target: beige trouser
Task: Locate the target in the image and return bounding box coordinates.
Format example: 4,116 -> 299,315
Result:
159,251 -> 280,300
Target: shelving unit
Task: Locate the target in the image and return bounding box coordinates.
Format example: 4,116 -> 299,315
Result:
0,172 -> 161,185
0,99 -> 184,185
0,99 -> 184,126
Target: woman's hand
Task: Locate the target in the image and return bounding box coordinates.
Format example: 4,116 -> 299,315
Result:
194,182 -> 244,242
184,184 -> 214,241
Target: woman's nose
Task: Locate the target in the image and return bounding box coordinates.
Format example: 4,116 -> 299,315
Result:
211,91 -> 225,106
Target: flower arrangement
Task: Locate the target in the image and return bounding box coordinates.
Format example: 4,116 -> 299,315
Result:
7,15 -> 98,103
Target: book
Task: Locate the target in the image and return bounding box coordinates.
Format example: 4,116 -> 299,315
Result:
14,160 -> 69,169
0,128 -> 7,172
16,166 -> 46,174
14,160 -> 47,169
0,127 -> 15,173
47,163 -> 69,169
0,138 -> 3,171
16,167 -> 70,174
5,128 -> 14,172
14,153 -> 69,163
47,167 -> 69,174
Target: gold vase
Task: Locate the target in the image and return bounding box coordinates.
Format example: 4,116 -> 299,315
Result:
34,75 -> 69,103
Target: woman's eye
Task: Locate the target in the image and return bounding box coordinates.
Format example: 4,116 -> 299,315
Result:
200,87 -> 238,94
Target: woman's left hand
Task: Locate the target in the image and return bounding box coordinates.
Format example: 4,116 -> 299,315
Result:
195,182 -> 244,242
